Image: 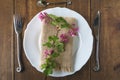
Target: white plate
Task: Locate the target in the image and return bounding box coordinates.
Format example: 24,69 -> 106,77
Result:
23,7 -> 93,77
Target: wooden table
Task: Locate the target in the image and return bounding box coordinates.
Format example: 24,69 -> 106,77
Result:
0,0 -> 120,80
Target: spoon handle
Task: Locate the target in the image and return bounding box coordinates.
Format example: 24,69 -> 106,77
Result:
37,0 -> 72,7
47,0 -> 72,5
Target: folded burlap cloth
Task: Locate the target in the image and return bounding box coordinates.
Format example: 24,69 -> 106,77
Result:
40,17 -> 77,72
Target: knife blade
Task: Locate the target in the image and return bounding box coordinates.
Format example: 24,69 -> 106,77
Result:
93,11 -> 100,71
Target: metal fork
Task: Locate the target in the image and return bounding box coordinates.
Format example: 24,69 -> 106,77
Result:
13,15 -> 23,72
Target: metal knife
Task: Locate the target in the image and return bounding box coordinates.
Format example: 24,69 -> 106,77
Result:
93,11 -> 100,71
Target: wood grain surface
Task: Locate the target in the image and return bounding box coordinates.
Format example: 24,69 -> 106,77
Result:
0,0 -> 13,80
90,0 -> 120,80
0,0 -> 120,80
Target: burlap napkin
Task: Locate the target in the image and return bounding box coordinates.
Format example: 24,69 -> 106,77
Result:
40,17 -> 78,72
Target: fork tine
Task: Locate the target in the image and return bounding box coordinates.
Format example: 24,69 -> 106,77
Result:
18,15 -> 23,28
19,17 -> 23,28
13,15 -> 17,30
13,14 -> 23,34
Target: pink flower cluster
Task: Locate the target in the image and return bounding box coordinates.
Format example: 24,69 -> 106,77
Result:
59,27 -> 79,43
44,49 -> 54,57
60,34 -> 68,42
39,12 -> 51,23
68,27 -> 79,37
39,12 -> 47,21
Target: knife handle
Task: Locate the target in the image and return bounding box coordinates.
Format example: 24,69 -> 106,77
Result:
93,38 -> 100,71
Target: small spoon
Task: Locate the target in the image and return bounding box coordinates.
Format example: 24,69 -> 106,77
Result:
37,0 -> 72,7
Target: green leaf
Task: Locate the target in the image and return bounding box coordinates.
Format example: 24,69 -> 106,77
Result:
48,14 -> 58,20
56,17 -> 70,28
51,62 -> 56,68
48,36 -> 53,41
60,23 -> 69,28
52,35 -> 59,41
56,17 -> 66,22
48,35 -> 58,42
51,21 -> 58,26
46,58 -> 51,64
41,63 -> 47,70
42,58 -> 55,75
51,52 -> 60,58
48,14 -> 70,28
43,42 -> 52,48
55,42 -> 64,52
43,68 -> 53,75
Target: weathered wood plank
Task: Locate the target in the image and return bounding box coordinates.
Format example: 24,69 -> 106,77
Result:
0,0 -> 14,80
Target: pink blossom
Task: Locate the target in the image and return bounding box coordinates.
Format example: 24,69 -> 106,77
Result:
44,49 -> 49,56
68,27 -> 79,37
44,49 -> 54,56
60,34 -> 68,42
73,27 -> 79,31
49,49 -> 54,54
39,12 -> 51,24
38,12 -> 47,21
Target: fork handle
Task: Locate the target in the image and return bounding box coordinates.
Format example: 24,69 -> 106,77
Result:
16,34 -> 22,72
